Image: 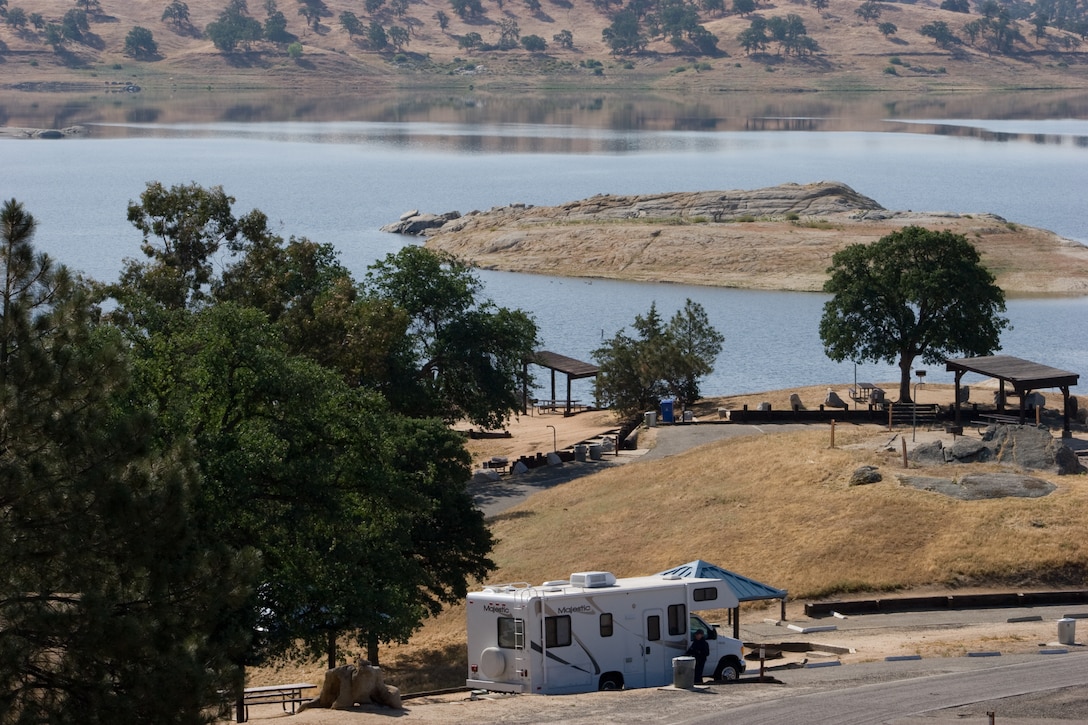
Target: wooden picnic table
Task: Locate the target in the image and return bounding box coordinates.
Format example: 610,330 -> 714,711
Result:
238,683 -> 316,721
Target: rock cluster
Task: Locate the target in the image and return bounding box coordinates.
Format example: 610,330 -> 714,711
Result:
909,423 -> 1085,475
382,182 -> 884,237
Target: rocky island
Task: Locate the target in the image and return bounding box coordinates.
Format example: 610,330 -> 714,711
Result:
382,182 -> 1088,297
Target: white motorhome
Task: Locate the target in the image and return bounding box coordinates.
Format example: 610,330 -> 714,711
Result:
466,571 -> 746,694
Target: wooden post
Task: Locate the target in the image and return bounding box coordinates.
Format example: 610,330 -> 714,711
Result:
830,419 -> 836,448
888,403 -> 894,431
901,437 -> 908,468
1036,406 -> 1041,426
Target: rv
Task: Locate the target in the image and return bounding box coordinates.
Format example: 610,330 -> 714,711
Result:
466,571 -> 746,694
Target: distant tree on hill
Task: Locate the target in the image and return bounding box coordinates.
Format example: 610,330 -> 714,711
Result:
920,19 -> 958,46
368,21 -> 388,48
603,9 -> 647,54
878,20 -> 897,36
811,0 -> 830,11
498,17 -> 520,48
340,10 -> 362,37
61,8 -> 89,41
737,16 -> 769,52
458,30 -> 482,47
264,11 -> 292,41
435,10 -> 450,30
389,24 -> 409,49
298,4 -> 320,30
391,0 -> 409,16
5,7 -> 28,30
206,2 -> 262,52
161,0 -> 191,30
856,1 -> 883,22
44,22 -> 64,47
75,0 -> 102,14
940,0 -> 970,12
702,0 -> 726,16
449,0 -> 484,19
733,0 -> 755,15
553,28 -> 573,47
521,33 -> 546,50
124,26 -> 159,58
819,227 -> 1008,403
366,0 -> 385,12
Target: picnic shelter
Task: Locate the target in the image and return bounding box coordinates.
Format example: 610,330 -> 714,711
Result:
524,350 -> 599,416
945,354 -> 1080,435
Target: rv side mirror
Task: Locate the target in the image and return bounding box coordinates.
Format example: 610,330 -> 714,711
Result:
706,629 -> 717,640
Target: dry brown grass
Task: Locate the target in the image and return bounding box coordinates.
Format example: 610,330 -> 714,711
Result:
253,400 -> 1087,692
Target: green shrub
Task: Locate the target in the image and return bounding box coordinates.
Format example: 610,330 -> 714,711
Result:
889,56 -> 902,65
884,65 -> 898,75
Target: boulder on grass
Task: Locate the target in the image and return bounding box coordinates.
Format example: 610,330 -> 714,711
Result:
298,659 -> 403,712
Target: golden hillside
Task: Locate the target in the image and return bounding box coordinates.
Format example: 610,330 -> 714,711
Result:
2,0 -> 1087,90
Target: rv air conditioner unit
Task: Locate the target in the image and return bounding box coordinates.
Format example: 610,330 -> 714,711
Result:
569,571 -> 617,588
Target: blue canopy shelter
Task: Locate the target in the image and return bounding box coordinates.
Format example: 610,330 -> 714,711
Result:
658,559 -> 788,639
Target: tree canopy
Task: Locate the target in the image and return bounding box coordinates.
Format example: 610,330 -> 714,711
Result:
594,299 -> 723,418
1,198 -> 256,723
108,182 -> 500,671
819,226 -> 1008,402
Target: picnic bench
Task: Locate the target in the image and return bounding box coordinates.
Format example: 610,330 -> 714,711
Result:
849,383 -> 884,403
971,412 -> 1038,432
238,683 -> 316,721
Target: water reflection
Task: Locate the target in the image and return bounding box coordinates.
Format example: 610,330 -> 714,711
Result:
5,88 -> 1088,150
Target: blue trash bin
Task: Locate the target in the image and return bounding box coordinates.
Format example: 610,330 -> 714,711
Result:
660,398 -> 675,423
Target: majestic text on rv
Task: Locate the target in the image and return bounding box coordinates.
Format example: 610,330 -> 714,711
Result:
466,571 -> 746,694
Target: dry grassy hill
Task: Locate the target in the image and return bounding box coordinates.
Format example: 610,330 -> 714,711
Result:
2,0 -> 1087,90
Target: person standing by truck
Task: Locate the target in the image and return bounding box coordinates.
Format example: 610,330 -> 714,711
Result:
686,629 -> 710,683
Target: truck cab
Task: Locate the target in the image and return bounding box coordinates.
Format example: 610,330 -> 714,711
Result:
690,613 -> 746,681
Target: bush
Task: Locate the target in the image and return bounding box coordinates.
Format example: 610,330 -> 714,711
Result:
287,41 -> 303,59
883,65 -> 898,74
889,56 -> 902,65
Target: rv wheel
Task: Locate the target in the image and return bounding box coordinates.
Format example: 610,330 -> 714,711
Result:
716,659 -> 741,682
598,673 -> 624,690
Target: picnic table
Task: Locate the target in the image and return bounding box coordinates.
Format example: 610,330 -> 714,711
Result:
238,683 -> 316,721
850,383 -> 884,402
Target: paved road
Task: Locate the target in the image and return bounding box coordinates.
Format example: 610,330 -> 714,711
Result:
678,654 -> 1088,725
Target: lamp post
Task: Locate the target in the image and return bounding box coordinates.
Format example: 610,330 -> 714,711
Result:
546,424 -> 556,452
912,369 -> 927,441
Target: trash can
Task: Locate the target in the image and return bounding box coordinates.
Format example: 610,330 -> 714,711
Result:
1058,617 -> 1076,645
660,398 -> 675,424
644,411 -> 657,428
574,444 -> 587,462
672,656 -> 695,689
682,410 -> 694,423
588,444 -> 602,460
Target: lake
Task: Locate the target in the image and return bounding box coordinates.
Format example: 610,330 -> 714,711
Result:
3,90 -> 1086,402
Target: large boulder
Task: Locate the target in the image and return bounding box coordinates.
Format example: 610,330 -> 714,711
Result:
984,424 -> 1057,470
298,660 -> 403,712
380,210 -> 461,235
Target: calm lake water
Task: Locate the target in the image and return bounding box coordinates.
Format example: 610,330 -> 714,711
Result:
3,91 -> 1086,401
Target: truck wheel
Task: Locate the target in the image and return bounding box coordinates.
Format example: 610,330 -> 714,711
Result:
717,659 -> 741,682
598,673 -> 624,690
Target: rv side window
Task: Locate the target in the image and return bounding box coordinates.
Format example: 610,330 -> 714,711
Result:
693,587 -> 718,602
667,604 -> 686,636
545,616 -> 572,647
600,613 -> 613,637
647,615 -> 661,641
497,617 -> 522,649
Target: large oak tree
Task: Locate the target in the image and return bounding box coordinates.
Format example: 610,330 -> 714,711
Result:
819,226 -> 1008,402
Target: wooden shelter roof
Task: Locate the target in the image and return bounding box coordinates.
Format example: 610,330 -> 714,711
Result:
532,351 -> 600,380
944,355 -> 1079,391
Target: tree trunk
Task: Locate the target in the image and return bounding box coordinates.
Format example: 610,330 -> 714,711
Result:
898,354 -> 914,403
326,630 -> 337,671
367,632 -> 380,666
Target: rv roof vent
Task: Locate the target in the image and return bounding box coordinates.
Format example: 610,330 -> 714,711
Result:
570,571 -> 617,588
542,580 -> 569,587
661,573 -> 680,580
